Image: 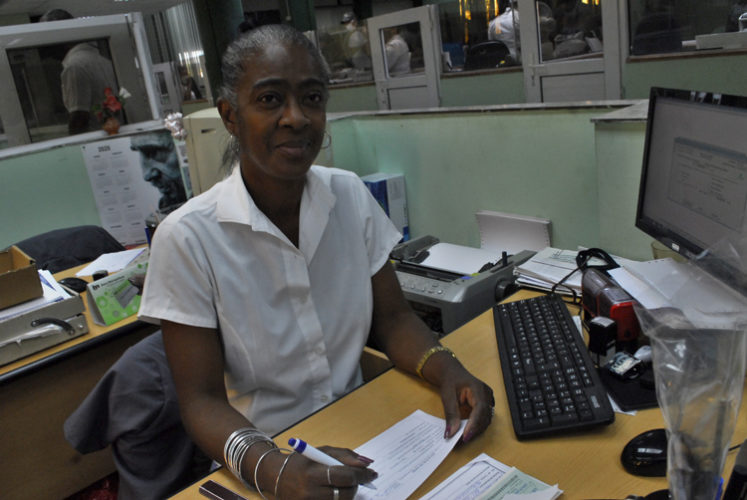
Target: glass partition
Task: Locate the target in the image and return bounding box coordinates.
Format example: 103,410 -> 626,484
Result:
381,22 -> 424,77
319,16 -> 374,84
438,0 -> 522,71
0,13 -> 159,148
7,39 -> 124,142
538,0 -> 603,62
628,0 -> 747,56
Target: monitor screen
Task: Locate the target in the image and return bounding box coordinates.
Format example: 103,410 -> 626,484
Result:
635,87 -> 747,295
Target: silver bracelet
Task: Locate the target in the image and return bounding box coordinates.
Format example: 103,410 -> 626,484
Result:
225,427 -> 272,474
224,427 -> 269,470
254,447 -> 283,500
223,427 -> 275,489
274,451 -> 295,498
238,440 -> 276,490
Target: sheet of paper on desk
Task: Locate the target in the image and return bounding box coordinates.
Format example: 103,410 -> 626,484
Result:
420,243 -> 503,275
353,409 -> 466,500
617,258 -> 747,328
75,248 -> 147,277
419,453 -> 561,500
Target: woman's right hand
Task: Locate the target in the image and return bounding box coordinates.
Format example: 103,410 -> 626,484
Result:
273,446 -> 377,500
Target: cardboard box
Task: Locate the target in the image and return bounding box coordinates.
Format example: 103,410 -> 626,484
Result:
0,246 -> 42,309
361,172 -> 410,242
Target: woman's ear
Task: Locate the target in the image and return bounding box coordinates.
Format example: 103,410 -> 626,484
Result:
217,98 -> 238,136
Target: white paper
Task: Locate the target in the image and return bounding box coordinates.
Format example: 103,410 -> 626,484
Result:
81,135 -> 166,247
514,247 -> 583,294
75,248 -> 146,277
420,243 -> 503,276
608,266 -> 671,309
419,453 -> 561,500
476,210 -> 551,255
622,258 -> 747,328
354,410 -> 466,500
514,247 -> 640,296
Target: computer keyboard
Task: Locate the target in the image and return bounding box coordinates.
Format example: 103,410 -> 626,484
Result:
493,293 -> 614,439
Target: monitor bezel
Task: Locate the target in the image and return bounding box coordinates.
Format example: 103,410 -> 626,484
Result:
635,86 -> 747,295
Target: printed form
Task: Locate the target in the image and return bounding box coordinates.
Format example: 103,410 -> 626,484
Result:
420,453 -> 562,500
353,410 -> 466,500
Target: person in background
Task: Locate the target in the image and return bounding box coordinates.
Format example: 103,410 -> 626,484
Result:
488,0 -> 521,61
384,27 -> 411,75
138,24 -> 494,500
130,132 -> 187,211
726,0 -> 747,32
178,65 -> 202,101
40,9 -> 119,135
341,11 -> 371,70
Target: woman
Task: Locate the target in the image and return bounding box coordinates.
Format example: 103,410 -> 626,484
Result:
139,24 -> 494,499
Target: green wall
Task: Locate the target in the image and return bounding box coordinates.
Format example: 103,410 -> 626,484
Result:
325,53 -> 747,111
594,120 -> 651,261
2,103 -> 651,260
0,145 -> 101,248
622,53 -> 747,99
326,105 -> 645,258
440,69 -> 525,107
326,84 -> 379,113
326,69 -> 526,113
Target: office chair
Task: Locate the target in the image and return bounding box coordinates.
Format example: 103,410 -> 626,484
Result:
13,225 -> 125,274
463,41 -> 511,71
64,331 -> 210,500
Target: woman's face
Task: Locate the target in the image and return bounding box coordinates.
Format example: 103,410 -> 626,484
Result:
224,42 -> 328,186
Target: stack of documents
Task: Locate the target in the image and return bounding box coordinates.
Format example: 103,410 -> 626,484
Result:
514,247 -> 639,296
513,247 -> 583,295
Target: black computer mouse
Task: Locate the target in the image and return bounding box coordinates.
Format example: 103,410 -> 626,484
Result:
621,428 -> 668,477
58,277 -> 89,294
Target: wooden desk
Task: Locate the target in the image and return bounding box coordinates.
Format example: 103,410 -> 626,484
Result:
172,290 -> 747,499
0,262 -> 157,500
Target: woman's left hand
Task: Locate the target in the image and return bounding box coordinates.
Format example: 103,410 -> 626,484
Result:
437,363 -> 495,443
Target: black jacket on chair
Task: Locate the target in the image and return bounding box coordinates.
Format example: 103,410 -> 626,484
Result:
14,225 -> 125,273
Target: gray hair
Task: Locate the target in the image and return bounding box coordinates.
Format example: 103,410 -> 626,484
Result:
219,24 -> 330,171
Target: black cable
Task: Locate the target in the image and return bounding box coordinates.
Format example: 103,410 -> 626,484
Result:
550,264 -> 583,305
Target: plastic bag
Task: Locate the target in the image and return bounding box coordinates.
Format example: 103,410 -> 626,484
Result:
633,236 -> 747,500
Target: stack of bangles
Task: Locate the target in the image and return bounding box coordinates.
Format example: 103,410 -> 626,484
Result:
223,427 -> 295,499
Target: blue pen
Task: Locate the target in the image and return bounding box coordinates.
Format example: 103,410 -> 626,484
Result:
288,438 -> 377,490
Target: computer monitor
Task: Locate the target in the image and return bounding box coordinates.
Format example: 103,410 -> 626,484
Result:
635,87 -> 747,295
